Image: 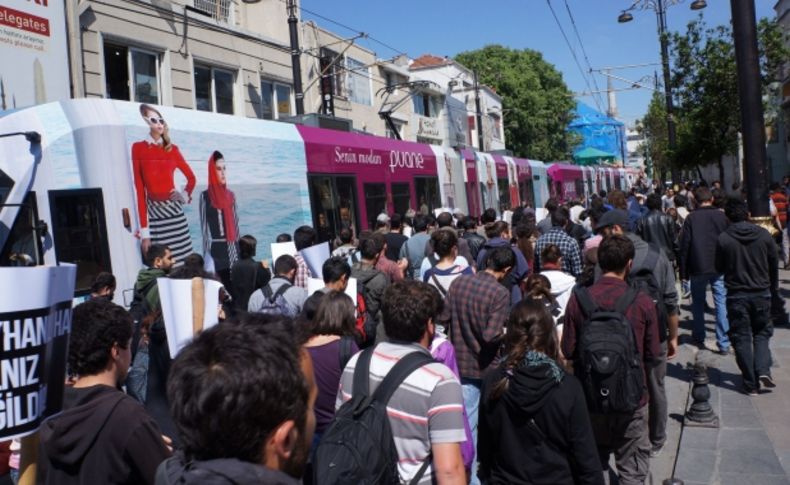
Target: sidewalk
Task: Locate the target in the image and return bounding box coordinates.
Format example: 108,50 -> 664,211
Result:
672,270 -> 790,485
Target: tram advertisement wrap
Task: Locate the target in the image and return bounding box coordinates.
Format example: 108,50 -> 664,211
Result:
0,264 -> 76,440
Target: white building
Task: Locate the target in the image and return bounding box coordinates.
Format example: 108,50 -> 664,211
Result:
625,126 -> 646,170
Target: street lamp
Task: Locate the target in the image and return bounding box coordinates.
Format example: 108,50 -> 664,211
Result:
617,0 -> 706,187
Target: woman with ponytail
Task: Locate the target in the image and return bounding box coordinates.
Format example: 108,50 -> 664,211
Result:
478,300 -> 601,484
199,151 -> 240,287
132,104 -> 196,265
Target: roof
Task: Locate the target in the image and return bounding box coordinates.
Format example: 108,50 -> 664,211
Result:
569,101 -> 624,128
410,54 -> 454,70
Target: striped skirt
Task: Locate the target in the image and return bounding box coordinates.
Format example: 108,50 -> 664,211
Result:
148,199 -> 193,265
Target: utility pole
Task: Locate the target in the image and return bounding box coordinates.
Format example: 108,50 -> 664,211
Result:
474,70 -> 484,152
286,0 -> 304,115
730,0 -> 769,218
656,0 -> 679,186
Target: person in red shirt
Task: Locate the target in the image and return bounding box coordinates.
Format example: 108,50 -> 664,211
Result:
132,104 -> 196,265
200,150 -> 239,287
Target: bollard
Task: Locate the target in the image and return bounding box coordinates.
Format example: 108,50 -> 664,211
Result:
684,363 -> 720,428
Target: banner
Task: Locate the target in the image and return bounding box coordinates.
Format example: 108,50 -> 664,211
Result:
0,264 -> 77,440
157,277 -> 223,357
0,0 -> 70,108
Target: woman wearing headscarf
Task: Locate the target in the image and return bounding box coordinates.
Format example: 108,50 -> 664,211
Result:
199,150 -> 240,287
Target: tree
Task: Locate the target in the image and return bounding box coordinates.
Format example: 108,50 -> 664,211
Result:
666,16 -> 788,183
455,45 -> 578,161
639,91 -> 669,180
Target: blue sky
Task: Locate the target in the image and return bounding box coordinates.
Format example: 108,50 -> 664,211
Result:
300,0 -> 776,127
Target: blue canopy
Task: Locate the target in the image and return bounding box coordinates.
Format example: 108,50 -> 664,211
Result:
569,102 -> 625,163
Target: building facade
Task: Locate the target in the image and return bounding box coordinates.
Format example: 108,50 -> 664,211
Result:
625,126 -> 646,171
769,0 -> 790,181
67,0 -> 296,119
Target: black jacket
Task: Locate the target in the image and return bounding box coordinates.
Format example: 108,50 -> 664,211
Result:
38,385 -> 170,485
462,231 -> 486,262
478,363 -> 603,485
156,452 -> 300,485
679,206 -> 729,279
636,210 -> 678,261
715,221 -> 778,296
229,257 -> 271,312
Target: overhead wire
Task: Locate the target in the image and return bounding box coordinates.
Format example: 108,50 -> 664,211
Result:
563,0 -> 607,111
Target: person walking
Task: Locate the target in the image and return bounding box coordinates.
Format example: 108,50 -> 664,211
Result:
715,198 -> 779,395
228,235 -> 271,313
679,187 -> 731,354
534,210 -> 583,277
636,193 -> 678,263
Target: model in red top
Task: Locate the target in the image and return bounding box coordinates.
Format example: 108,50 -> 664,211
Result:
132,104 -> 196,263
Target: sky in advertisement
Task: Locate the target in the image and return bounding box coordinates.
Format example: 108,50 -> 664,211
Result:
301,0 -> 776,127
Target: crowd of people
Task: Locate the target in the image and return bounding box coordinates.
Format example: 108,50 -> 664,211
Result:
2,179 -> 785,485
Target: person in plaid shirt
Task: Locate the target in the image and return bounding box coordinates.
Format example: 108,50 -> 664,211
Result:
439,246 -> 514,485
293,225 -> 316,289
534,208 -> 583,277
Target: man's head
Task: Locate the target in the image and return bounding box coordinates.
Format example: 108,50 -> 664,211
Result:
322,256 -> 351,291
646,193 -> 662,212
598,234 -> 635,277
69,299 -> 133,384
607,190 -> 627,210
274,255 -> 298,281
168,318 -> 315,477
481,208 -> 497,225
294,226 -> 317,251
484,221 -> 509,240
724,197 -> 749,223
485,246 -> 515,280
541,244 -> 562,267
389,213 -> 403,231
595,209 -> 629,236
695,187 -> 713,205
550,207 -> 569,229
239,235 -> 257,259
673,194 -> 687,209
431,228 -> 458,260
436,211 -> 454,228
381,280 -> 442,345
463,217 -> 478,232
276,233 -> 292,243
413,215 -> 429,233
544,198 -> 559,214
89,272 -> 116,300
146,244 -> 174,272
338,227 -> 354,245
359,232 -> 385,262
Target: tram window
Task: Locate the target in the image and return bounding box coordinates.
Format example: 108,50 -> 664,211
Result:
48,189 -> 112,295
308,175 -> 359,242
0,192 -> 42,267
0,168 -> 14,205
415,177 -> 440,216
363,183 -> 387,229
391,182 -> 411,218
519,181 -> 534,208
466,181 -> 480,217
497,178 -> 510,212
575,179 -> 585,200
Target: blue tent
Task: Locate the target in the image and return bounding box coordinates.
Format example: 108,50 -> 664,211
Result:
568,102 -> 626,164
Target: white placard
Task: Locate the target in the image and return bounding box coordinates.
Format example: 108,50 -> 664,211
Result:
157,277 -> 224,357
300,241 -> 330,279
271,241 -> 297,266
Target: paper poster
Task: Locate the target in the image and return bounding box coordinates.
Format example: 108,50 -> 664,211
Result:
0,264 -> 77,440
300,242 -> 330,279
157,277 -> 224,357
535,207 -> 548,223
307,277 -> 357,303
271,242 -> 297,266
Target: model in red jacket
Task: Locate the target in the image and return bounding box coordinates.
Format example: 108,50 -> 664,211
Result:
132,104 -> 196,264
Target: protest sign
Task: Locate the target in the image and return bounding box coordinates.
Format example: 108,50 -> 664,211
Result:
158,277 -> 223,357
300,242 -> 330,279
271,242 -> 297,266
0,265 -> 77,440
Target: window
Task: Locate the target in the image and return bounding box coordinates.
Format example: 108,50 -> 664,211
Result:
385,121 -> 404,140
48,189 -> 112,295
193,0 -> 232,23
346,57 -> 371,106
320,48 -> 344,97
260,80 -> 293,120
497,178 -> 510,212
414,177 -> 440,216
194,65 -> 235,114
391,182 -> 411,217
413,93 -> 440,118
103,43 -> 160,103
0,192 -> 42,267
363,183 -> 387,229
308,175 -> 359,240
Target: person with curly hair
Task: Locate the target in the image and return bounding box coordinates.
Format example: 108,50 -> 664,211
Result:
38,299 -> 171,485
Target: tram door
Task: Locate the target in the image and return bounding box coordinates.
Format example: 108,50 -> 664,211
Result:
308,175 -> 360,241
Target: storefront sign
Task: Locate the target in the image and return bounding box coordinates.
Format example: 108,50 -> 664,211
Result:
417,117 -> 441,140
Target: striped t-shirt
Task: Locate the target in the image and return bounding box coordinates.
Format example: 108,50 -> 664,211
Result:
336,342 -> 466,484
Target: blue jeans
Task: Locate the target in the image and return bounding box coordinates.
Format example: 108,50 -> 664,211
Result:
461,378 -> 482,485
691,274 -> 730,350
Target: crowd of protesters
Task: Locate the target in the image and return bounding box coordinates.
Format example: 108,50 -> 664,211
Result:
3,176 -> 786,485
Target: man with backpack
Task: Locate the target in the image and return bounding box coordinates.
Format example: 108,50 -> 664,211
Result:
322,280 -> 466,485
399,215 -> 431,280
352,233 -> 390,344
562,235 -> 660,485
248,254 -> 307,317
595,209 -> 679,456
130,244 -> 174,346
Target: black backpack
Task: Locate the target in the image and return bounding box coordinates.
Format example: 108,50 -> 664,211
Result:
628,248 -> 668,341
313,348 -> 435,485
128,278 -> 158,325
573,286 -> 645,414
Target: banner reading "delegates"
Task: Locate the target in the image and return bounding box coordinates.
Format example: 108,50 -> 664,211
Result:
0,264 -> 76,440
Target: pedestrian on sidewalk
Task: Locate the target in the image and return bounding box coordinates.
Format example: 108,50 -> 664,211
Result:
679,187 -> 731,354
715,197 -> 778,395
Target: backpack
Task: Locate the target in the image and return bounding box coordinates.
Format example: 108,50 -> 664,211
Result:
573,285 -> 645,414
313,348 -> 435,485
128,278 -> 158,325
356,281 -> 378,346
338,335 -> 355,369
628,248 -> 668,340
256,281 -> 298,317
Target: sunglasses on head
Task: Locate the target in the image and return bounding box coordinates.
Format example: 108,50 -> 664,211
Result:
147,117 -> 165,125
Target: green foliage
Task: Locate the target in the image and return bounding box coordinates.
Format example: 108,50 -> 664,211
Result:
639,92 -> 669,177
454,45 -> 578,161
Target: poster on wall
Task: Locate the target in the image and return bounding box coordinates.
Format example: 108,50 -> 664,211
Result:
0,264 -> 77,440
0,0 -> 70,109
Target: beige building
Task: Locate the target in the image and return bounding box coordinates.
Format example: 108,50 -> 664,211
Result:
67,0 -> 297,119
299,21 -> 413,138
